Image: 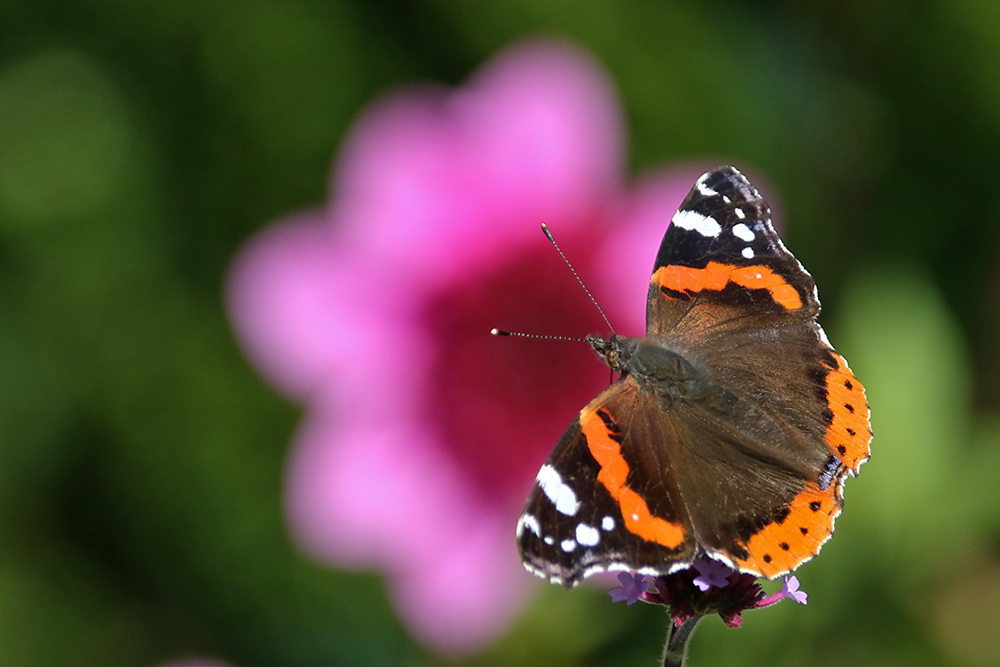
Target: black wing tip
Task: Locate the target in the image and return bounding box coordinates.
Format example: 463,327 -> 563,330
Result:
696,165 -> 762,203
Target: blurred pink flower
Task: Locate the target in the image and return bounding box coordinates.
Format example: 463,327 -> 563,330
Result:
227,39 -> 698,654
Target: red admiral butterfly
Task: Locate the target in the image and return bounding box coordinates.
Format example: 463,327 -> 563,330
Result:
517,166 -> 871,586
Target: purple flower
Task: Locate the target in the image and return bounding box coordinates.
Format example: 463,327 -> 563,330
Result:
609,571 -> 650,605
614,556 -> 810,631
227,39 -> 698,654
779,575 -> 808,605
692,557 -> 733,591
754,574 -> 809,609
611,566 -> 811,662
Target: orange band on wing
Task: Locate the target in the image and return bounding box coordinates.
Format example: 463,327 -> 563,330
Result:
580,405 -> 686,549
733,482 -> 840,578
653,262 -> 803,311
820,348 -> 871,473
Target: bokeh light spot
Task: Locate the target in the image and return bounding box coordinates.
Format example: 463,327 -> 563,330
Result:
0,50 -> 134,228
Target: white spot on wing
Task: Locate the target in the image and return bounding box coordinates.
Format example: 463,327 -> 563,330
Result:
732,222 -> 755,241
536,465 -> 580,516
519,513 -> 541,538
734,207 -> 746,219
742,247 -> 755,259
696,182 -> 717,197
671,209 -> 722,237
544,536 -> 554,545
576,523 -> 600,547
602,516 -> 615,531
561,539 -> 577,553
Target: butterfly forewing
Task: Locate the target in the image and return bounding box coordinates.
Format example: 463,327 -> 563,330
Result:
647,167 -> 820,340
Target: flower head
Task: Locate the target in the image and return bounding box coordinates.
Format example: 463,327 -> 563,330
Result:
227,39 -> 698,654
611,557 -> 809,629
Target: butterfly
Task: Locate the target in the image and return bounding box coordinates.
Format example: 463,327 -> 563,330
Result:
516,166 -> 871,586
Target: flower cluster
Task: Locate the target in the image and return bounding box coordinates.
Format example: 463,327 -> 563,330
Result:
610,557 -> 808,629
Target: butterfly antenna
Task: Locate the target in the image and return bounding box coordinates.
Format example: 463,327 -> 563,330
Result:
541,223 -> 616,334
490,329 -> 588,343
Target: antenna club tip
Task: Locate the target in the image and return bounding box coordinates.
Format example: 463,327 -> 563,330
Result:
490,328 -> 507,336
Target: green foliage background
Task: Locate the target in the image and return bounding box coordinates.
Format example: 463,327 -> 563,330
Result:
2,1 -> 1000,665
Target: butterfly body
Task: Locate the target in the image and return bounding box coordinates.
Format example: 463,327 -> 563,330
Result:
517,166 -> 871,587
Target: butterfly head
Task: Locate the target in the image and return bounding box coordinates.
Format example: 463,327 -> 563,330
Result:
585,333 -> 635,375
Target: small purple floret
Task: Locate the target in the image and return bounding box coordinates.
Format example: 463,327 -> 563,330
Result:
692,557 -> 732,591
756,574 -> 809,608
780,575 -> 808,605
609,572 -> 648,605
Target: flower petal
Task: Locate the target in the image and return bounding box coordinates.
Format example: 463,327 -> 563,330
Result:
332,40 -> 625,288
226,215 -> 431,402
388,511 -> 532,654
285,401 -> 469,569
286,400 -> 532,654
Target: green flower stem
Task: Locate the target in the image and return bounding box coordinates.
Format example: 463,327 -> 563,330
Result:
661,615 -> 703,667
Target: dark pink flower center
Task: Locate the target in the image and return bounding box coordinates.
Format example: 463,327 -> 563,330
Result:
426,239 -> 614,506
